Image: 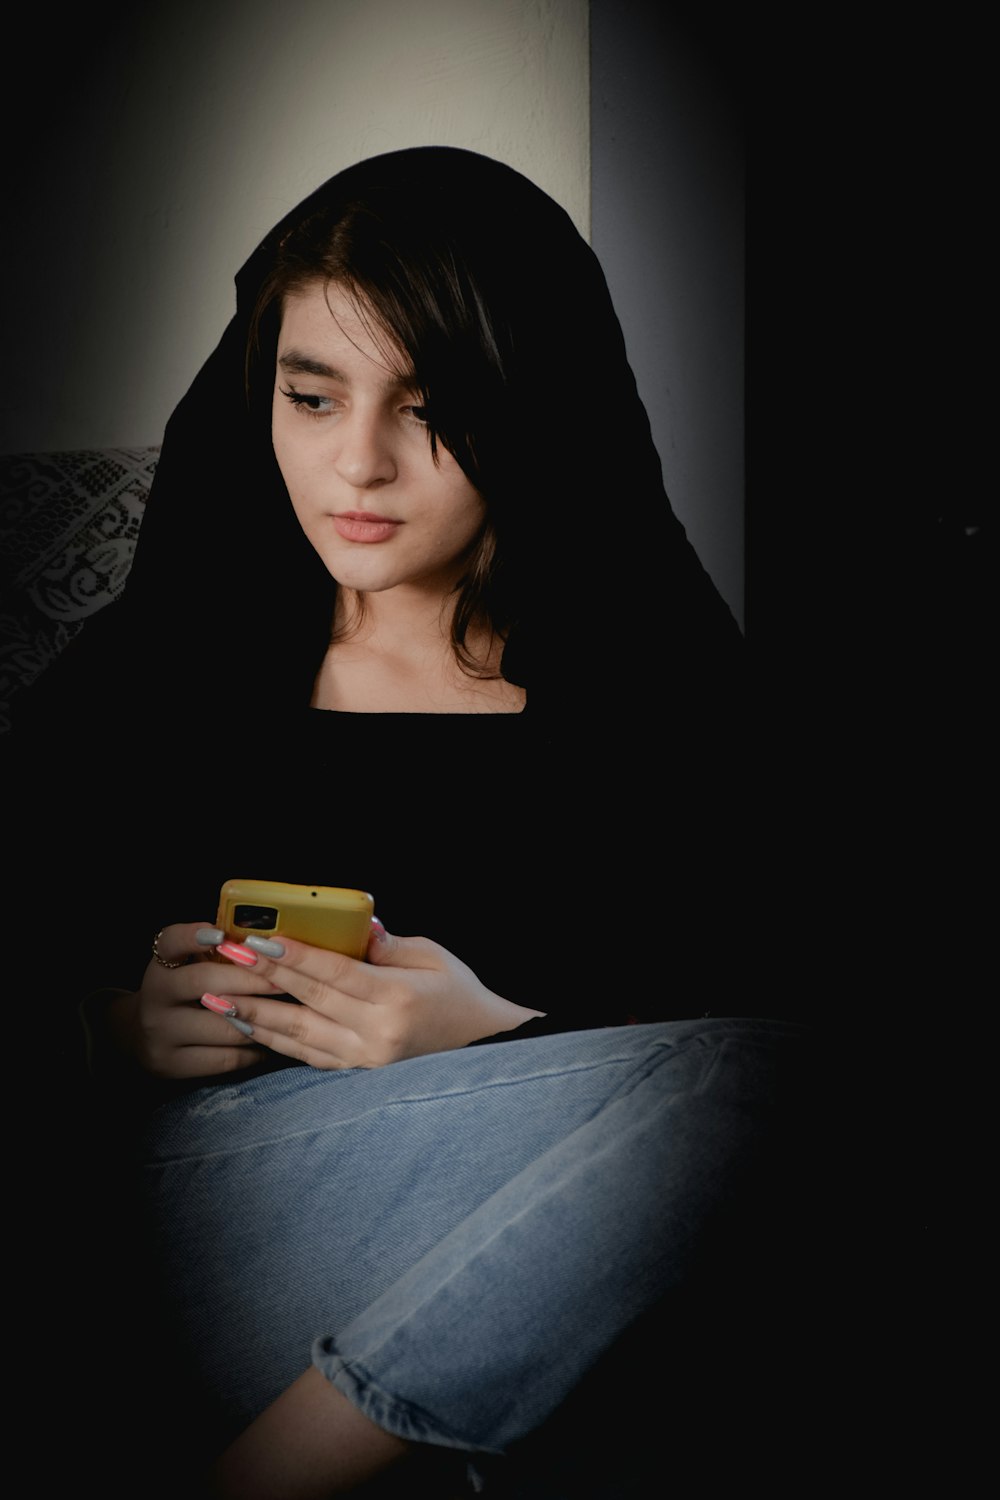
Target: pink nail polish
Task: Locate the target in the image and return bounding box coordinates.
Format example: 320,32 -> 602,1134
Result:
370,916 -> 387,941
217,941 -> 259,967
201,993 -> 237,1016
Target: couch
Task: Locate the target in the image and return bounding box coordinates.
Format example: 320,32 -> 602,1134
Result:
0,447 -> 158,733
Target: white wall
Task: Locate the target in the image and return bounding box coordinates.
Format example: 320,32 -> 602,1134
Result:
591,3 -> 746,630
0,0 -> 589,453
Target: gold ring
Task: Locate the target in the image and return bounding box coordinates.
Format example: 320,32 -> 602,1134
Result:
152,929 -> 186,969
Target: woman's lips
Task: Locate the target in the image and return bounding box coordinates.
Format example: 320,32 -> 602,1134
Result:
331,512 -> 403,543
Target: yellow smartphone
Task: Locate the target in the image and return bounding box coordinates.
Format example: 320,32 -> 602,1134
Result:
215,879 -> 375,960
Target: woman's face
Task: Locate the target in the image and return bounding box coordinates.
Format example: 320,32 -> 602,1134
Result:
272,281 -> 486,599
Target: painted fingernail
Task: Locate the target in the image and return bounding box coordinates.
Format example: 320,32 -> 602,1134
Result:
370,916 -> 387,942
196,928 -> 226,946
201,993 -> 237,1017
224,1016 -> 255,1038
244,935 -> 285,958
217,941 -> 258,967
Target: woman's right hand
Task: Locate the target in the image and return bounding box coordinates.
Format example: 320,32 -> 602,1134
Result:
99,921 -> 285,1079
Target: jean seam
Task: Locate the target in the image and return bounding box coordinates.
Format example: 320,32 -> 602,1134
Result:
140,1029 -> 679,1167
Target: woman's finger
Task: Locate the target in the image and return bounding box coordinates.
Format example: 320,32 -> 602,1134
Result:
214,996 -> 364,1056
216,935 -> 379,1005
181,998 -> 269,1047
167,1043 -> 269,1079
150,920 -> 220,967
214,923 -> 443,998
364,922 -> 440,969
207,992 -> 363,1061
149,961 -> 288,1010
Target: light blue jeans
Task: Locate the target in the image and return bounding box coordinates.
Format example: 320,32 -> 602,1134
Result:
137,1018 -> 808,1473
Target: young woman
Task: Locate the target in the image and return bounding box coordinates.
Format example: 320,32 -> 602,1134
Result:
19,149 -> 809,1498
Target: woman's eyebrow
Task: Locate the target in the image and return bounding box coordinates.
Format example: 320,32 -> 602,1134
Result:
278,350 -> 345,379
278,349 -> 417,391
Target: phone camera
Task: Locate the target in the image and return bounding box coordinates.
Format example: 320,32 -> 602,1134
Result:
234,904 -> 279,930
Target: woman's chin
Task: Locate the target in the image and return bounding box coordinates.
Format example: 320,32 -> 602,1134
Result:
312,546 -> 401,594
319,551 -> 463,602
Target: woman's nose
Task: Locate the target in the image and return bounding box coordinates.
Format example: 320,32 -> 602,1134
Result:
332,408 -> 398,489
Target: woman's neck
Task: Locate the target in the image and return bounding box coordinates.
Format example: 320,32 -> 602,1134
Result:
310,586 -> 525,714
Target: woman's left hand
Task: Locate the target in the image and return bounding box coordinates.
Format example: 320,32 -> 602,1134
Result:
204,921 -> 543,1069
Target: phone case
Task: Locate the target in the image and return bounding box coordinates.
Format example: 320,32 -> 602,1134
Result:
215,879 -> 375,960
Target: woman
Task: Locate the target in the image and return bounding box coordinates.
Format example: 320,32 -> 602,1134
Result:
20,149 -> 807,1497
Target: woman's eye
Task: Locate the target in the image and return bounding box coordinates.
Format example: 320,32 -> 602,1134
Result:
280,387 -> 335,418
405,406 -> 430,426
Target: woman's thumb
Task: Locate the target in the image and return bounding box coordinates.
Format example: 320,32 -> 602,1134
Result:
367,919 -> 440,969
367,915 -> 397,963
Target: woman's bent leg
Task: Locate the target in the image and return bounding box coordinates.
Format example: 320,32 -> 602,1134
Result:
137,1018 -> 811,1483
311,1017 -> 810,1455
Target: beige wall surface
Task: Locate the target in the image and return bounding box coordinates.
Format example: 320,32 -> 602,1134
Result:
1,0 -> 589,453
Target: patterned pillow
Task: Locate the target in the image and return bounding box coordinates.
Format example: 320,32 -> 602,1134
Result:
0,448 -> 158,733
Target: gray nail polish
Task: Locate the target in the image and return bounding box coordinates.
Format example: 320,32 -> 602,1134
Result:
224,1015 -> 255,1038
244,935 -> 286,958
196,928 -> 226,946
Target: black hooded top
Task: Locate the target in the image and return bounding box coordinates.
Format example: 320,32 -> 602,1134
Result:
14,147 -> 757,1036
